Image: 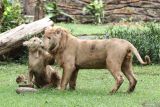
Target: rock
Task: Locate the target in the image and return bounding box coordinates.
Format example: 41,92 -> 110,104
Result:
23,0 -> 160,23
16,87 -> 38,94
57,0 -> 160,23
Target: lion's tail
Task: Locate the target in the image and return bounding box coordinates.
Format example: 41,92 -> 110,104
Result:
129,44 -> 151,65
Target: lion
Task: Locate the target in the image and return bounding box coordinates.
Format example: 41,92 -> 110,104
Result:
44,26 -> 150,93
22,37 -> 61,88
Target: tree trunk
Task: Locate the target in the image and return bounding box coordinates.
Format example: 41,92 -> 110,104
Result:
23,0 -> 36,15
0,17 -> 53,55
34,0 -> 45,20
0,1 -> 4,19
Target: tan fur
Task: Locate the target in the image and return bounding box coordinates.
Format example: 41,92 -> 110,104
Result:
45,26 -> 150,93
16,74 -> 28,84
23,37 -> 61,88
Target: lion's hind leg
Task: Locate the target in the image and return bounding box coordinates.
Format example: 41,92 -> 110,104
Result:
121,55 -> 137,93
69,68 -> 79,90
106,58 -> 124,93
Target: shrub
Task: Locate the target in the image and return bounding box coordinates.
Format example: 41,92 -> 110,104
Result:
44,1 -> 75,22
0,0 -> 24,33
83,0 -> 104,24
106,22 -> 160,64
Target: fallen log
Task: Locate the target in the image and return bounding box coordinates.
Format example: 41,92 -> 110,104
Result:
0,17 -> 53,55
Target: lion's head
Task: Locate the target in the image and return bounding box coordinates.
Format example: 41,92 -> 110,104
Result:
44,26 -> 69,53
23,37 -> 44,51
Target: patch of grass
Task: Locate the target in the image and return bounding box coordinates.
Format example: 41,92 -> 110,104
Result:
55,22 -> 148,36
0,63 -> 160,107
56,23 -> 108,35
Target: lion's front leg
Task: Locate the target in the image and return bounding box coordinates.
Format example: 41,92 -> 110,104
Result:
60,64 -> 75,90
28,69 -> 34,85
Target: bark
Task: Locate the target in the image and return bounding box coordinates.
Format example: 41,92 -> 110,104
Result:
34,0 -> 45,20
0,1 -> 4,19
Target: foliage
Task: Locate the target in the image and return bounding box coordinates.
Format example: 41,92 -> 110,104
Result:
0,0 -> 24,33
44,2 -> 75,22
83,0 -> 104,24
106,22 -> 160,64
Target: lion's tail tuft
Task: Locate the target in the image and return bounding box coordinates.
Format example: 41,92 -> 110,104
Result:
130,44 -> 151,65
144,55 -> 151,65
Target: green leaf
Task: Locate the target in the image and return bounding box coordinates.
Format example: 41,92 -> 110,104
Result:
46,13 -> 54,18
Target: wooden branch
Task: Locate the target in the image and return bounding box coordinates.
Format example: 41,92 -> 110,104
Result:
0,17 -> 53,55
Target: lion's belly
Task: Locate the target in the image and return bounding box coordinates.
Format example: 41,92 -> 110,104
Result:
76,60 -> 106,69
29,56 -> 45,72
76,52 -> 106,69
75,40 -> 107,69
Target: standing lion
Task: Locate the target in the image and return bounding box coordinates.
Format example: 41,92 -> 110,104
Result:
44,26 -> 150,93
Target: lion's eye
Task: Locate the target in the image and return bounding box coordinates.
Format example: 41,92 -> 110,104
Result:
48,37 -> 51,40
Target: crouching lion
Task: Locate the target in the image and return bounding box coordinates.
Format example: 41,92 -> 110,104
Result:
22,37 -> 61,88
44,26 -> 150,93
